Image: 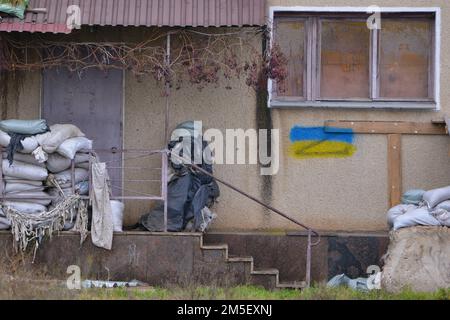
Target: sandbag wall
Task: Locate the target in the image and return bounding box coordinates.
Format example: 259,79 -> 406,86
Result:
0,121 -> 92,230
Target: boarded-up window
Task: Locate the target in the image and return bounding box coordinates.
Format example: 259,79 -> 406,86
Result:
272,12 -> 437,106
275,19 -> 305,97
320,20 -> 370,99
379,19 -> 433,99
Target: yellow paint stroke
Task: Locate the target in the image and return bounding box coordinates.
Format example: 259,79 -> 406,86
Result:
289,140 -> 357,159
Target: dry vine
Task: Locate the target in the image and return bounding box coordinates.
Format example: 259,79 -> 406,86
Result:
0,27 -> 288,93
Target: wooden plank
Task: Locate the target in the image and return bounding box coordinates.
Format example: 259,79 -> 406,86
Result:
388,134 -> 402,208
324,120 -> 447,135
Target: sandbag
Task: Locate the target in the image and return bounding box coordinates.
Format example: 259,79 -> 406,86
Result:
20,136 -> 39,154
48,188 -> 73,206
430,209 -> 450,227
57,137 -> 93,159
32,146 -> 48,163
46,153 -> 72,173
2,201 -> 47,214
393,207 -> 441,231
2,159 -> 48,181
36,124 -> 85,154
0,130 -> 11,147
3,177 -> 43,186
401,189 -> 425,205
5,191 -> 51,206
0,215 -> 11,230
76,162 -> 90,170
5,183 -> 45,193
436,200 -> 450,212
2,152 -> 46,167
111,200 -> 124,232
423,186 -> 450,208
387,204 -> 417,229
75,153 -> 90,163
0,119 -> 48,135
53,168 -> 89,185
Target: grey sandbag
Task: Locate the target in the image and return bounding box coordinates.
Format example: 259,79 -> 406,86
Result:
327,274 -> 369,291
423,186 -> 450,208
0,119 -> 48,135
387,204 -> 417,229
401,189 -> 426,205
393,207 -> 441,231
436,200 -> 450,211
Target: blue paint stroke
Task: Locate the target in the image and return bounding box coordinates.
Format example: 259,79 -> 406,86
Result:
290,126 -> 354,144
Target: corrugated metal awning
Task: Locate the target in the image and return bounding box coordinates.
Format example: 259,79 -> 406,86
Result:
0,0 -> 266,34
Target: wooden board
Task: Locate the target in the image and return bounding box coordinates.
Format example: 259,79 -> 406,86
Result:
324,120 -> 447,135
388,134 -> 402,207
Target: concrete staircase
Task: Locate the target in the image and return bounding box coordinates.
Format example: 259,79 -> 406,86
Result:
199,237 -> 306,290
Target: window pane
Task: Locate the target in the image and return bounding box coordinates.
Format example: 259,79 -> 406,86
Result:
320,20 -> 370,99
275,20 -> 305,97
379,19 -> 432,99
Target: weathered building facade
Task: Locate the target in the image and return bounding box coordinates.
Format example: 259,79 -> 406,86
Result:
1,0 -> 449,236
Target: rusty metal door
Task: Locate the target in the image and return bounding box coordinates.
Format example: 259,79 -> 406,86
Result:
42,68 -> 123,195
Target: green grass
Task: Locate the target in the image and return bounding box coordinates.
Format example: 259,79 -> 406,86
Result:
76,285 -> 450,301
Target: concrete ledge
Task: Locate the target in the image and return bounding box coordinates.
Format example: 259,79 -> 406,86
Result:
0,230 -> 389,285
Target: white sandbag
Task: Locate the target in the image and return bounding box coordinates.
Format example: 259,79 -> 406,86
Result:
3,201 -> 47,214
5,183 -> 44,193
0,130 -> 10,147
2,159 -> 48,181
436,200 -> 450,212
393,207 -> 441,231
53,168 -> 89,185
430,209 -> 450,227
3,176 -> 43,186
36,124 -> 85,154
32,146 -> 48,163
46,153 -> 72,173
20,136 -> 39,154
57,137 -> 92,159
111,200 -> 124,232
75,153 -> 90,163
387,204 -> 417,229
76,162 -> 90,170
2,152 -> 46,167
423,186 -> 450,209
5,191 -> 51,206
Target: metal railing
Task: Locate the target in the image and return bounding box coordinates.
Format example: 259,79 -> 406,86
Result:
169,151 -> 320,287
1,147 -> 320,287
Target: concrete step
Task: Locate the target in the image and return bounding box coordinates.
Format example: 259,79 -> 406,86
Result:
250,269 -> 279,290
277,281 -> 307,290
199,240 -> 306,290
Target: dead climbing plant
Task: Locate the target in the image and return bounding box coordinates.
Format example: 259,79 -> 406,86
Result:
0,27 -> 288,93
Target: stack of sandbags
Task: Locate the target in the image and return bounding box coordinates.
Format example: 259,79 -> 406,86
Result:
0,121 -> 93,230
0,120 -> 51,229
36,124 -> 93,229
387,187 -> 450,231
0,120 -> 125,234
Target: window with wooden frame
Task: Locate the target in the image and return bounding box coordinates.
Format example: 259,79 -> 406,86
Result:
271,11 -> 438,109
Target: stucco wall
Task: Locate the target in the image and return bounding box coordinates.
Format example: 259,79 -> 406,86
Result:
1,0 -> 450,232
264,0 -> 450,231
